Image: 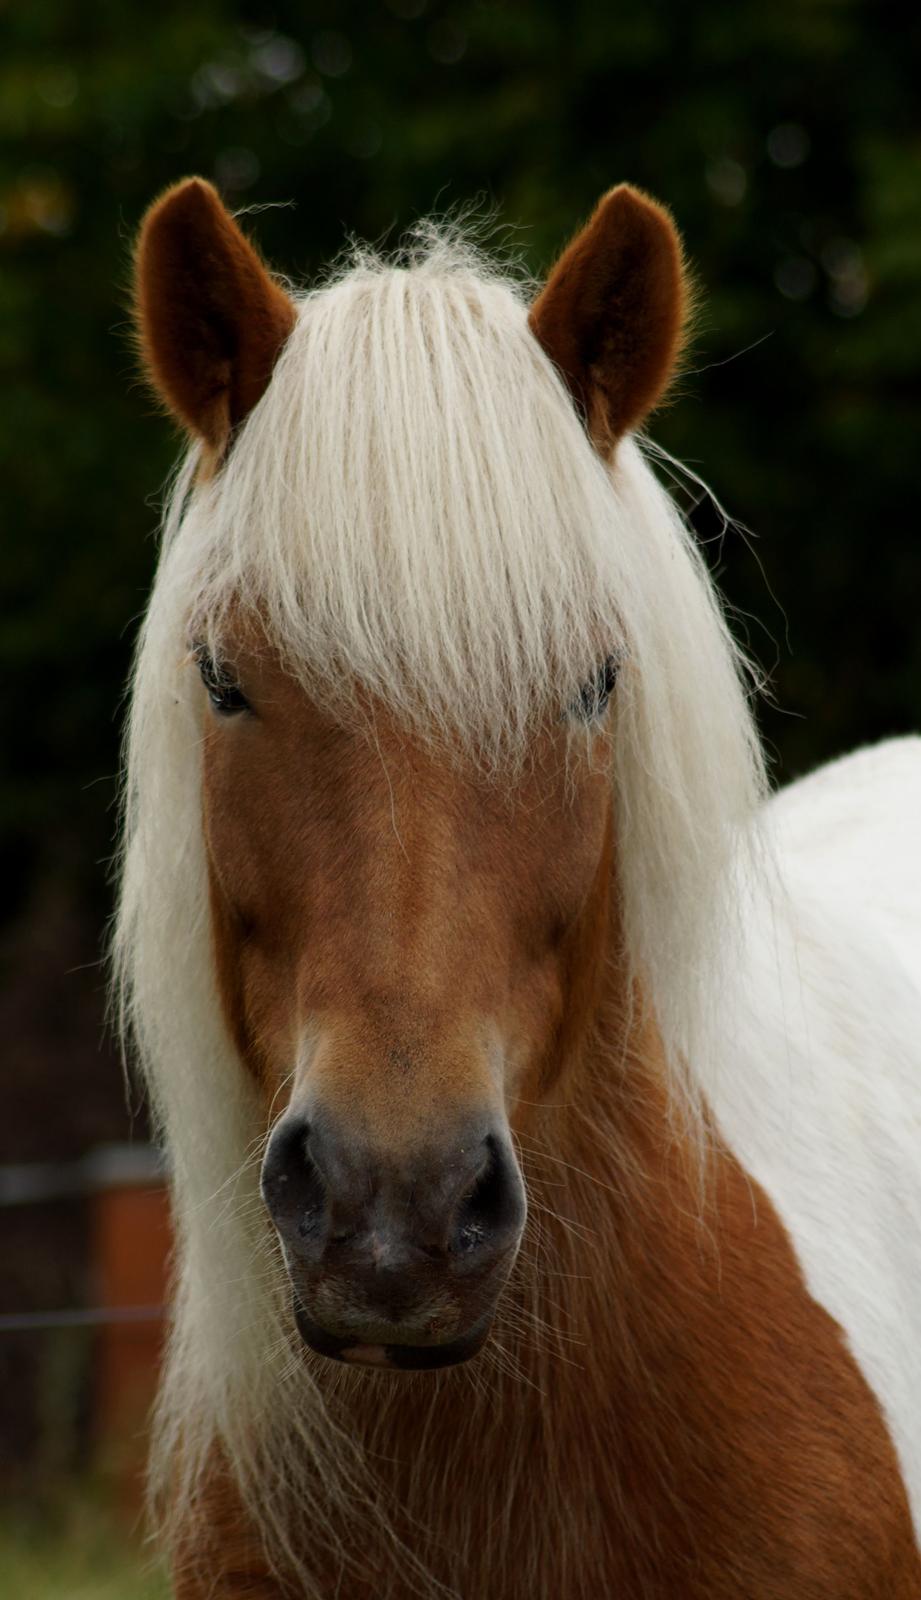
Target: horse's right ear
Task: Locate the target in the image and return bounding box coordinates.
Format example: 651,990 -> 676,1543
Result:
133,178 -> 296,451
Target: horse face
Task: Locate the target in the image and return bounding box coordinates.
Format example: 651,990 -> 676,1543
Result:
200,639 -> 614,1369
135,177 -> 685,1371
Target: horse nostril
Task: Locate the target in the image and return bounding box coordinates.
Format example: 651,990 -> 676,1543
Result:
261,1113 -> 525,1285
453,1135 -> 525,1258
261,1117 -> 326,1248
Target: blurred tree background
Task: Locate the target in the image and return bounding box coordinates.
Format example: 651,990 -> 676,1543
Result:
1,0 -> 920,1498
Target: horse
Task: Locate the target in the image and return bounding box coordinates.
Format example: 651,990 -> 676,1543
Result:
116,177 -> 921,1598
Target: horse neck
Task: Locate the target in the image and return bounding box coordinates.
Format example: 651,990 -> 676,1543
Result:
276,851 -> 919,1598
510,961 -> 707,1389
515,821 -> 700,1290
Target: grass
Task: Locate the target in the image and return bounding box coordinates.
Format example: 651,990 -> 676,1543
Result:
0,1492 -> 169,1600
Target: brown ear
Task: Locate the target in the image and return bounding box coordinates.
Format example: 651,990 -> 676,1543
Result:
529,184 -> 689,453
134,178 -> 296,450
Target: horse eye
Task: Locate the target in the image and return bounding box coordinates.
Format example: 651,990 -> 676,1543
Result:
572,655 -> 619,721
193,646 -> 250,715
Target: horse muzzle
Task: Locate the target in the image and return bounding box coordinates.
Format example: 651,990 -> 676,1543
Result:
260,1110 -> 526,1370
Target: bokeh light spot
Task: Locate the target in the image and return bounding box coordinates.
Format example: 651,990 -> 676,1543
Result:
251,36 -> 306,85
37,68 -> 79,110
427,20 -> 467,64
214,147 -> 261,192
767,122 -> 810,169
312,31 -> 353,78
706,157 -> 747,206
774,256 -> 817,300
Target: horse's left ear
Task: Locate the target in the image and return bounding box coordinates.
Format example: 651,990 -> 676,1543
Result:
133,177 -> 296,451
529,184 -> 690,454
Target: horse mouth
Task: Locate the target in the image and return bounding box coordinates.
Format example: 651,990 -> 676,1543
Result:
292,1298 -> 491,1371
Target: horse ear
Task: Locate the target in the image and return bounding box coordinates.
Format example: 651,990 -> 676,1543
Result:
134,178 -> 296,450
529,184 -> 690,454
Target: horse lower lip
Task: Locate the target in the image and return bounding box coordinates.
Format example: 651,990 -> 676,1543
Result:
341,1344 -> 393,1367
292,1300 -> 490,1371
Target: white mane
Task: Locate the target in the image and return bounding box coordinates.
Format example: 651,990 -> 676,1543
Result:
114,227 -> 766,1590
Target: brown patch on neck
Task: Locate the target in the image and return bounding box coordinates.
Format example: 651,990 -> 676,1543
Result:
346,1047 -> 919,1595
177,1009 -> 919,1599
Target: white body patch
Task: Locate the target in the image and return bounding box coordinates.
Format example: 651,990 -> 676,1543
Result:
707,737 -> 921,1528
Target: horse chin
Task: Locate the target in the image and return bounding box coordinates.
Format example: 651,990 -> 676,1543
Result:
292,1298 -> 493,1372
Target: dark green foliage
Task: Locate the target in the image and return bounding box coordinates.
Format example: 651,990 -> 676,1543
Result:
2,0 -> 921,934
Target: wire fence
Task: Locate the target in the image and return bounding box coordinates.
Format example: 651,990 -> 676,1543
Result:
0,1146 -> 168,1337
0,1305 -> 165,1333
0,1145 -> 165,1207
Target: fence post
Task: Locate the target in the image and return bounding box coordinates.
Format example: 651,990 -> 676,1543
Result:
86,1144 -> 170,1503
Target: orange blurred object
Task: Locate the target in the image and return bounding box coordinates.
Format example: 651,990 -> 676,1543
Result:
88,1146 -> 171,1506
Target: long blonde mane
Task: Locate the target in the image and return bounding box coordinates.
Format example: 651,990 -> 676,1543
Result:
114,226 -> 766,1592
